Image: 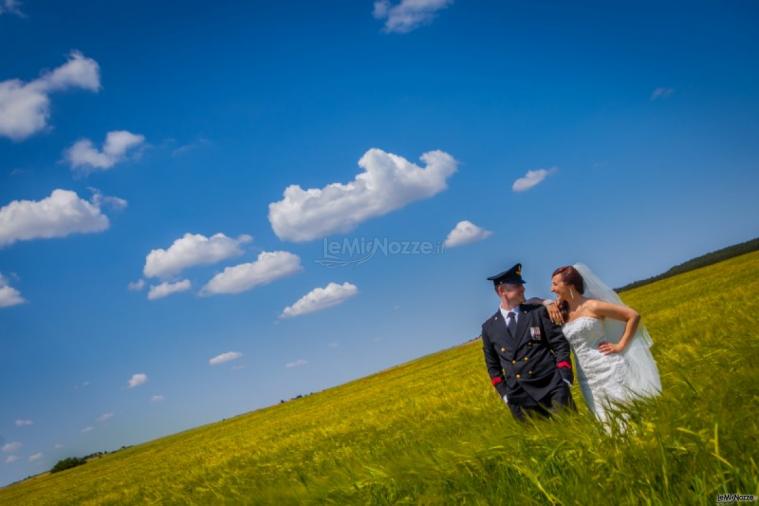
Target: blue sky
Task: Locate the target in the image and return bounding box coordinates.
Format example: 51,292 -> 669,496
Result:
1,0 -> 758,486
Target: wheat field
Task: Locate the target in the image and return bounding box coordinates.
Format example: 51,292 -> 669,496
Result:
2,251 -> 758,505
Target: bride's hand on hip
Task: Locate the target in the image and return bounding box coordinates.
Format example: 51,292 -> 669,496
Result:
598,341 -> 623,354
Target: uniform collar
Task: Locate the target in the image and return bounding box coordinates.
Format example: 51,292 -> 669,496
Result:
499,303 -> 522,316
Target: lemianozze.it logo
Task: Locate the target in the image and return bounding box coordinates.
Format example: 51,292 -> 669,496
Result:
315,237 -> 445,267
716,493 -> 757,503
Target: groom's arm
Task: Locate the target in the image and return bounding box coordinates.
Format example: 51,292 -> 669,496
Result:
538,307 -> 574,385
480,327 -> 509,398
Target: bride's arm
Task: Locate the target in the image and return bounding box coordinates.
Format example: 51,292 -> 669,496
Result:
525,297 -> 564,325
589,299 -> 641,354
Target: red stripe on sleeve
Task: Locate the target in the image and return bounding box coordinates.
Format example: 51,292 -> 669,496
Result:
491,376 -> 503,385
556,360 -> 571,369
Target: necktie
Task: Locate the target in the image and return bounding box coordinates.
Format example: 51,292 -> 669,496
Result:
507,311 -> 517,337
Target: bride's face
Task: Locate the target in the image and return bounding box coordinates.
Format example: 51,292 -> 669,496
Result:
551,275 -> 569,299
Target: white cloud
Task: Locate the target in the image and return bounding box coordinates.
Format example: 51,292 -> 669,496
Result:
42,54 -> 100,92
150,394 -> 164,403
171,137 -> 211,157
54,443 -> 64,449
0,50 -> 100,141
5,455 -> 18,464
512,167 -> 557,192
285,359 -> 307,368
280,282 -> 358,319
0,0 -> 24,16
127,278 -> 145,291
28,452 -> 43,462
74,380 -> 90,390
200,250 -> 302,296
0,81 -> 48,140
373,0 -> 453,33
15,419 -> 32,427
269,148 -> 457,242
0,273 -> 25,307
209,351 -> 242,366
1,442 -> 21,453
81,426 -> 94,433
147,279 -> 191,300
143,232 -> 252,279
127,373 -> 147,388
650,87 -> 674,100
88,187 -> 128,211
443,220 -> 492,248
96,412 -> 113,423
65,130 -> 145,173
0,188 -> 120,248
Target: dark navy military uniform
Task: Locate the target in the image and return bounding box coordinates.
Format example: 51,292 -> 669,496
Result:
481,263 -> 576,422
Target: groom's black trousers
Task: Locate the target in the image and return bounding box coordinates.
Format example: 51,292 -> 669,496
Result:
508,383 -> 576,422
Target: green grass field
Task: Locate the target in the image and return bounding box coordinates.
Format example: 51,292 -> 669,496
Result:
2,252 -> 758,505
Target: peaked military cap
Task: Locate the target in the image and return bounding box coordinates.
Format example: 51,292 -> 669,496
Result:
487,262 -> 526,286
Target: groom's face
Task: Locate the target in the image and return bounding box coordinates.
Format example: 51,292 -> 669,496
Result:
498,282 -> 525,305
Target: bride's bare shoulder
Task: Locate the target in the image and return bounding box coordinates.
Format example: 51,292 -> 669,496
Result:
581,298 -> 606,317
582,297 -> 638,319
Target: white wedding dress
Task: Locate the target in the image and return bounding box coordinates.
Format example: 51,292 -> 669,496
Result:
561,264 -> 663,429
563,316 -> 636,424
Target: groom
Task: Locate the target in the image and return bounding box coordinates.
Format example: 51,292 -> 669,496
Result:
480,263 -> 576,422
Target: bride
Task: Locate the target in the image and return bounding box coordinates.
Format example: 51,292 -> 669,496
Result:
548,263 -> 662,429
